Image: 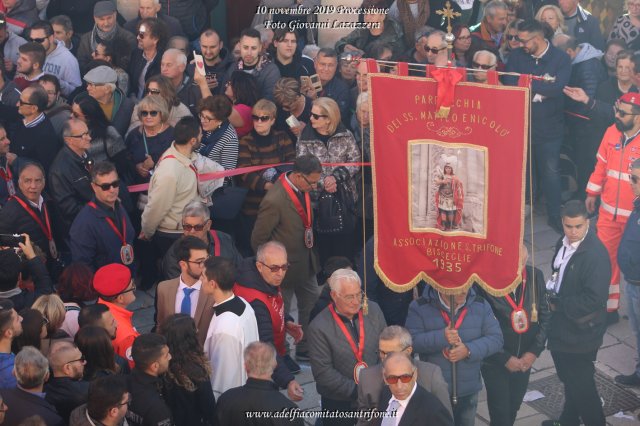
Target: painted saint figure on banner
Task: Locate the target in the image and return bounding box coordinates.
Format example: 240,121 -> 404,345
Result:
434,163 -> 464,231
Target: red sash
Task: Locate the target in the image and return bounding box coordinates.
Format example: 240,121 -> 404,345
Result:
87,202 -> 128,247
209,230 -> 221,256
279,173 -> 311,228
329,304 -> 365,363
161,154 -> 198,178
505,268 -> 527,314
234,283 -> 286,355
12,196 -> 53,242
440,307 -> 469,330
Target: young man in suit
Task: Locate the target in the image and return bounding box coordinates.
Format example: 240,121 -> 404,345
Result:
377,352 -> 453,426
357,326 -> 451,426
155,235 -> 214,345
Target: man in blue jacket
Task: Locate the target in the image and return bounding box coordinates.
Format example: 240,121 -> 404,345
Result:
504,19 -> 571,233
406,286 -> 503,426
69,161 -> 136,273
615,158 -> 640,386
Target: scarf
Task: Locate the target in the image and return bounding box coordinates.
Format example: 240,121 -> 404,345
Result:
398,0 -> 431,46
90,24 -> 118,52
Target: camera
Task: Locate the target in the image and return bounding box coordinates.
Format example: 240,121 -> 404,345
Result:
0,234 -> 25,247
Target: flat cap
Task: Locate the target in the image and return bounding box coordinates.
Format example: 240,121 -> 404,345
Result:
84,65 -> 117,84
94,1 -> 117,17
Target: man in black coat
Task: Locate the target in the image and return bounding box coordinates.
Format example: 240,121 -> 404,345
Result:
2,346 -> 64,426
216,341 -> 304,426
44,341 -> 90,423
542,200 -> 611,426
374,352 -> 453,426
124,0 -> 184,38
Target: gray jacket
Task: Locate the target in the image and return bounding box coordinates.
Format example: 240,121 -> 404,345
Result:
308,301 -> 387,402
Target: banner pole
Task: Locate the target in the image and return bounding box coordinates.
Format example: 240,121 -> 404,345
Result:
449,294 -> 458,406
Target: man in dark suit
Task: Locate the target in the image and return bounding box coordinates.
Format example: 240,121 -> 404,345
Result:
251,154 -> 322,361
2,346 -> 64,426
357,326 -> 451,425
215,341 -> 303,426
542,200 -> 611,426
375,352 -> 453,426
155,235 -> 215,346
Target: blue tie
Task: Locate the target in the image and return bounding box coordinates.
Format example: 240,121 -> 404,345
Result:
180,288 -> 196,315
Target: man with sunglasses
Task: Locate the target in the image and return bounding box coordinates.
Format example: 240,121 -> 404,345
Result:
615,159 -> 640,387
234,241 -> 305,400
377,352 -> 453,426
69,161 -> 136,272
356,326 -> 451,425
93,263 -> 139,368
469,50 -> 498,84
44,341 -> 89,423
585,92 -> 640,322
424,31 -> 450,67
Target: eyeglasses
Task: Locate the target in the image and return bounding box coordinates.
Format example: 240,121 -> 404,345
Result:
146,88 -> 161,95
310,112 -> 328,120
199,113 -> 216,123
18,99 -> 34,106
42,316 -> 49,326
68,131 -> 90,139
337,291 -> 364,302
65,356 -> 86,365
384,371 -> 415,384
28,37 -> 47,44
615,106 -> 640,117
137,32 -> 146,39
506,34 -> 519,41
424,46 -> 447,54
473,62 -> 496,70
118,282 -> 136,295
252,114 -> 272,122
117,397 -> 132,407
258,261 -> 290,273
301,173 -> 319,189
93,179 -> 120,191
516,36 -> 536,44
187,258 -> 209,267
140,110 -> 159,117
182,223 -> 206,231
631,175 -> 640,184
377,346 -> 410,358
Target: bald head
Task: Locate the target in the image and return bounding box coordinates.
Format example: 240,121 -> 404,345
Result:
48,341 -> 85,379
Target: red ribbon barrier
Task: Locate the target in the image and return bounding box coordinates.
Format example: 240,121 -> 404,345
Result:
127,162 -> 372,193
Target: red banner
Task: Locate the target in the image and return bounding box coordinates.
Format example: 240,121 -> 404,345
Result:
370,71 -> 529,296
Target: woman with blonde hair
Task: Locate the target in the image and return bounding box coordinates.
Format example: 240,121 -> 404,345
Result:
297,97 -> 361,263
32,294 -> 72,355
535,5 -> 566,35
500,19 -> 523,64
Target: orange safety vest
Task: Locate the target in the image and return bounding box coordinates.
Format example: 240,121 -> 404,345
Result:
586,125 -> 640,222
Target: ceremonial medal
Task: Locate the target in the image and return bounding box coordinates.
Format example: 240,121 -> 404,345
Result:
120,244 -> 134,265
505,268 -> 529,334
353,361 -> 368,384
5,179 -> 15,197
49,239 -> 58,260
329,305 -> 366,384
304,227 -> 314,249
0,165 -> 14,197
511,308 -> 529,334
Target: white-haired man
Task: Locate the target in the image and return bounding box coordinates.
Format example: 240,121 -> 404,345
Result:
470,50 -> 498,84
161,48 -> 207,115
308,268 -> 387,426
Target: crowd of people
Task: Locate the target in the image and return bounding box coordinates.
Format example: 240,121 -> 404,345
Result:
0,0 -> 636,425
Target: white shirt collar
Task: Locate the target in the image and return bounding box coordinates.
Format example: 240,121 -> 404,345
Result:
532,40 -> 550,60
389,382 -> 418,409
27,195 -> 44,210
284,172 -> 301,193
561,225 -> 589,250
178,275 -> 202,291
213,293 -> 235,307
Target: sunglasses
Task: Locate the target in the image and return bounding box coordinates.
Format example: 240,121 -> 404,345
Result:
140,110 -> 159,117
473,62 -> 495,70
506,34 -> 519,41
252,114 -> 271,122
258,261 -> 290,273
18,99 -> 35,106
384,373 -> 414,384
29,37 -> 47,44
93,179 -> 120,191
68,131 -> 90,139
182,223 -> 206,231
424,46 -> 446,54
631,175 -> 640,184
310,112 -> 328,120
615,106 -> 640,117
137,32 -> 146,39
117,397 -> 132,407
146,88 -> 161,95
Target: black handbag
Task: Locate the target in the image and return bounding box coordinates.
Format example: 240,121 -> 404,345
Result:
315,184 -> 355,234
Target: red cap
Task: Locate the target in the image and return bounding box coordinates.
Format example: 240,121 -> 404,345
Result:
619,92 -> 640,107
92,264 -> 131,297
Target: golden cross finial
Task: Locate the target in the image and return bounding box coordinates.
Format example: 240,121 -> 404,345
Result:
436,1 -> 462,34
